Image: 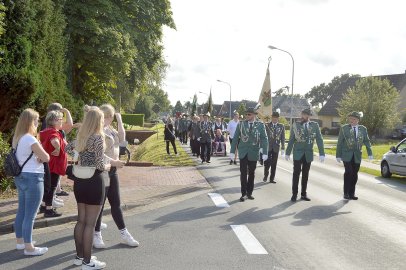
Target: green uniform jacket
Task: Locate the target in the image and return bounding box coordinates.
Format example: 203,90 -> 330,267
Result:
230,120 -> 268,161
286,121 -> 325,162
336,124 -> 372,164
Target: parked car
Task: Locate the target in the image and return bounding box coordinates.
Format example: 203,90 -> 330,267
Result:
381,138 -> 406,177
390,126 -> 406,139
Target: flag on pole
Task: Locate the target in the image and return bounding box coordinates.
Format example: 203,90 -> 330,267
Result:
257,61 -> 272,122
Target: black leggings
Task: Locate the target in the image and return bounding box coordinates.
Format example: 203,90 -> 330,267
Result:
43,173 -> 60,206
95,168 -> 126,232
166,140 -> 177,155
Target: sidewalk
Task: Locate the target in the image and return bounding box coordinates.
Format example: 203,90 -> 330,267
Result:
0,166 -> 211,235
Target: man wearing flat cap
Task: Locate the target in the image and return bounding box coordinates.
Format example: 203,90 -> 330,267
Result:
198,112 -> 214,163
285,108 -> 325,202
336,111 -> 373,200
262,109 -> 285,183
230,107 -> 268,202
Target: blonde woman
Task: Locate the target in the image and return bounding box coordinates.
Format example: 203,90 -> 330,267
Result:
13,109 -> 50,256
93,104 -> 139,248
68,107 -> 110,269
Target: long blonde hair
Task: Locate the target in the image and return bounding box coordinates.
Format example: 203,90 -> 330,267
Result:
100,104 -> 115,119
12,109 -> 39,148
76,107 -> 105,152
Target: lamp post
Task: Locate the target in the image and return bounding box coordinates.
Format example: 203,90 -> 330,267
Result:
217,80 -> 232,119
268,45 -> 295,127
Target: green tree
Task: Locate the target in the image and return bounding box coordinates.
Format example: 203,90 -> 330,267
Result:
191,94 -> 197,116
0,1 -> 5,38
0,0 -> 79,132
134,95 -> 153,120
172,100 -> 183,115
306,73 -> 360,107
237,102 -> 246,118
337,76 -> 400,135
207,90 -> 213,114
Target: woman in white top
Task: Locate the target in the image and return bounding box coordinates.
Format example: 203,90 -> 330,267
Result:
227,112 -> 240,164
92,104 -> 139,249
13,108 -> 50,256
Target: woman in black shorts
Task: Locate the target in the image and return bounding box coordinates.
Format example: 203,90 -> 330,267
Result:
67,107 -> 110,269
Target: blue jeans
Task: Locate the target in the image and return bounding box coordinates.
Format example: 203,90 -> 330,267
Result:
14,172 -> 44,243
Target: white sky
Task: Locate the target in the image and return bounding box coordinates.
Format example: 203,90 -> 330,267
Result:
162,0 -> 406,106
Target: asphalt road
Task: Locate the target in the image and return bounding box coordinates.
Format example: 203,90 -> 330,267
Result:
0,151 -> 405,269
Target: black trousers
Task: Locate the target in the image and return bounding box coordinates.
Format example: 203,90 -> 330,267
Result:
95,168 -> 126,232
264,151 -> 279,180
43,172 -> 60,206
191,138 -> 200,156
292,154 -> 312,196
181,131 -> 188,144
239,155 -> 257,196
166,140 -> 177,154
200,141 -> 211,161
343,155 -> 360,196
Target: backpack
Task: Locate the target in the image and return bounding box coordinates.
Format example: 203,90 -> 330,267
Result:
4,144 -> 33,177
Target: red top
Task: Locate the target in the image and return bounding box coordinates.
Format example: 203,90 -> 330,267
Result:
40,128 -> 67,175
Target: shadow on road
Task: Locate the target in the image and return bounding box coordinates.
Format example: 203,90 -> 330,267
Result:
221,201 -> 296,229
291,200 -> 350,226
144,206 -> 227,231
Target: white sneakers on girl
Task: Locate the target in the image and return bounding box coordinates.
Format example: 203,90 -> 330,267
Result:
120,230 -> 139,247
81,259 -> 106,270
24,247 -> 48,256
16,241 -> 36,250
93,232 -> 106,249
73,255 -> 97,266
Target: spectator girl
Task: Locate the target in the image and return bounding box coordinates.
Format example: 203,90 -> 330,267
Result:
13,109 -> 50,256
93,104 -> 139,249
68,107 -> 109,269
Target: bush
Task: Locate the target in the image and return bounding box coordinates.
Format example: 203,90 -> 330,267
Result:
121,114 -> 145,128
0,133 -> 14,193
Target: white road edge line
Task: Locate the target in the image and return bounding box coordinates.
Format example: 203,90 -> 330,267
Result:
230,225 -> 268,254
208,193 -> 230,208
277,166 -> 292,173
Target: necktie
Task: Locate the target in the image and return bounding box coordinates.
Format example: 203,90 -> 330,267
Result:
353,127 -> 357,141
304,123 -> 308,136
249,122 -> 253,132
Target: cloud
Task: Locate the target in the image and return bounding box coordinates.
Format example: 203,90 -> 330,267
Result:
308,52 -> 338,67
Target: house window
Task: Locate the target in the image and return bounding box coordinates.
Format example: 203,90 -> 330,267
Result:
331,122 -> 340,128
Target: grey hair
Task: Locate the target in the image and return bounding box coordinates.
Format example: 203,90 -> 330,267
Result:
46,110 -> 63,127
47,103 -> 63,112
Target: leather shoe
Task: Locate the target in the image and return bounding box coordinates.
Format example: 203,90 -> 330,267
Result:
247,195 -> 255,200
291,195 -> 297,202
343,194 -> 350,200
240,196 -> 245,202
206,160 -> 211,163
270,179 -> 276,183
229,160 -> 233,165
201,160 -> 205,164
233,160 -> 237,165
262,177 -> 267,182
301,196 -> 311,201
350,196 -> 358,200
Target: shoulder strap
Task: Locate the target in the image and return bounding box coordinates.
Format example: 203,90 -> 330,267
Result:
15,141 -> 34,169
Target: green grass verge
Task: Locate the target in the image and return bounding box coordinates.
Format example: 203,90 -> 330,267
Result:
132,124 -> 195,166
359,166 -> 406,184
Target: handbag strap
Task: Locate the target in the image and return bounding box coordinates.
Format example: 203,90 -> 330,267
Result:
15,142 -> 34,169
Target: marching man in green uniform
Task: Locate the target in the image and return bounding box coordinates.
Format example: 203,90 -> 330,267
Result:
285,108 -> 325,202
263,109 -> 285,183
230,107 -> 268,202
336,111 -> 373,200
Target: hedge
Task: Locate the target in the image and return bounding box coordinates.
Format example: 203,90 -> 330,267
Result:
121,114 -> 145,128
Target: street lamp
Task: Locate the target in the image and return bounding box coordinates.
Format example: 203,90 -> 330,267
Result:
217,80 -> 232,119
268,45 -> 295,127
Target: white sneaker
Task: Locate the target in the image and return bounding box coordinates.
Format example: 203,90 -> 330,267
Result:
24,247 -> 48,256
100,222 -> 107,230
73,255 -> 97,266
93,233 -> 106,249
16,241 -> 36,250
52,199 -> 64,208
54,196 -> 64,203
81,259 -> 106,270
121,231 -> 139,247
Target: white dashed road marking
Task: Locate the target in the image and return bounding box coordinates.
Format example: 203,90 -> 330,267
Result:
230,225 -> 268,254
208,193 -> 230,208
